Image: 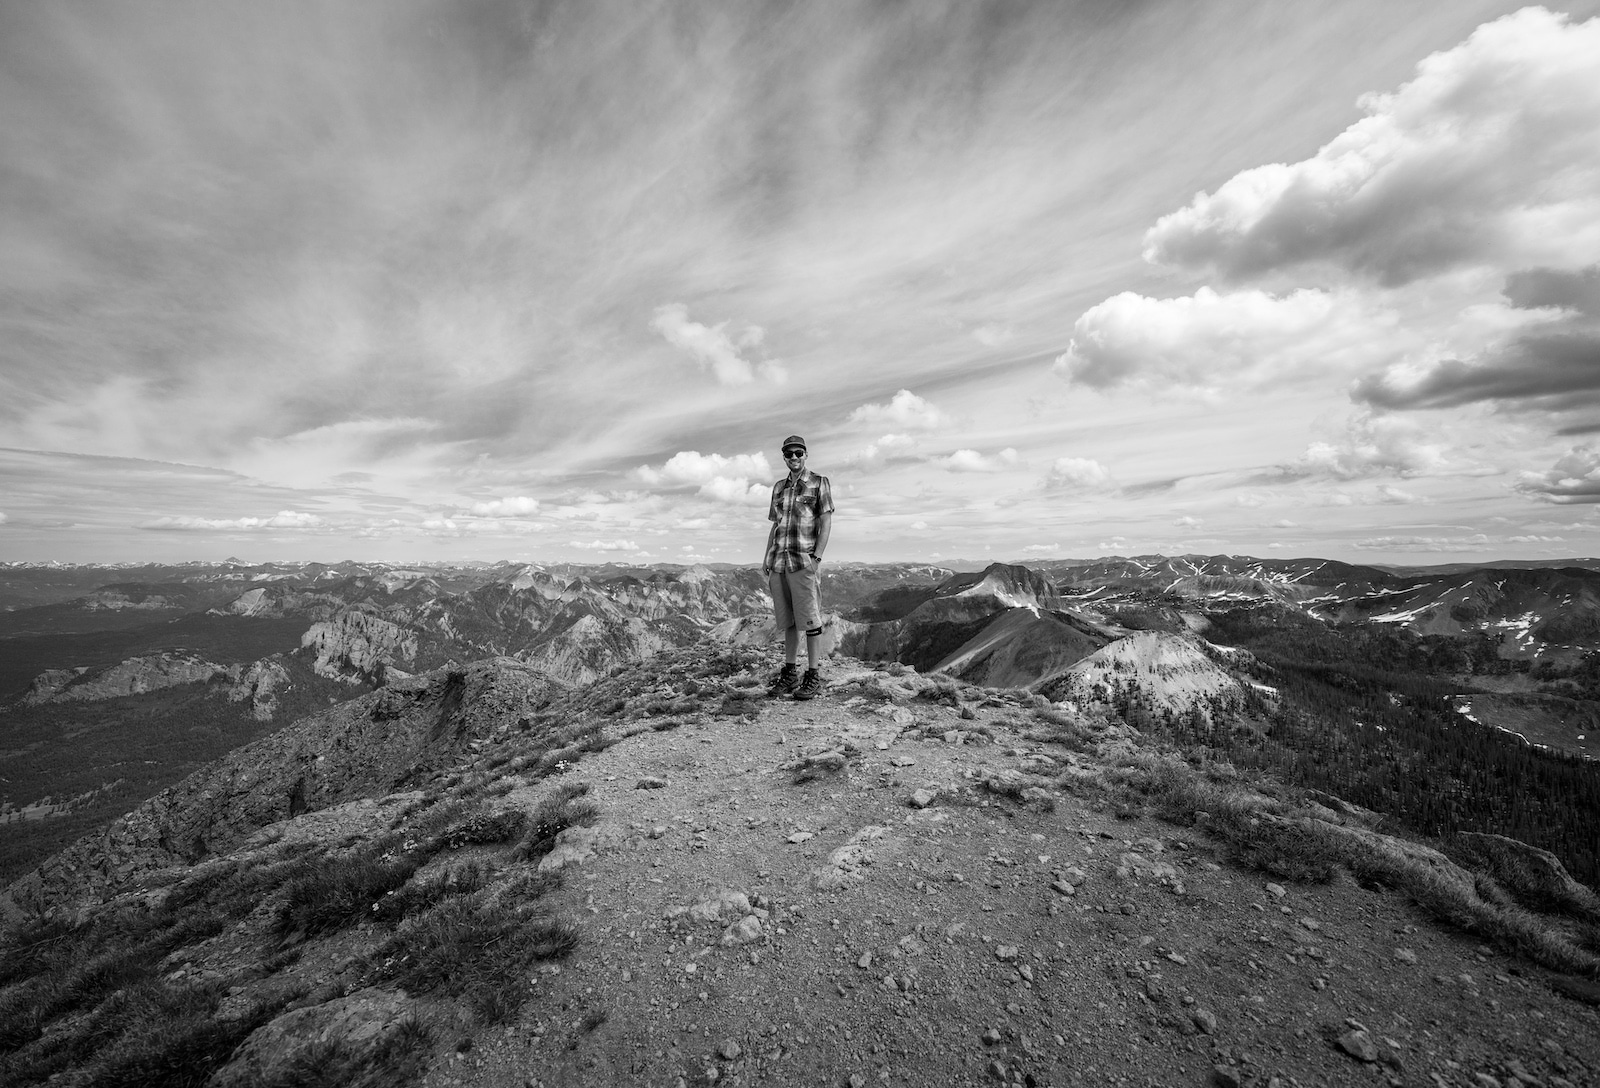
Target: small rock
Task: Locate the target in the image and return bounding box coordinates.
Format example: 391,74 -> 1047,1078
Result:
1265,882 -> 1287,899
1191,1008 -> 1218,1035
1299,917 -> 1321,931
636,776 -> 669,789
891,757 -> 916,767
986,1060 -> 1008,1080
1393,948 -> 1417,966
717,1039 -> 741,1061
982,1028 -> 1002,1045
648,825 -> 669,839
909,788 -> 937,809
787,832 -> 815,844
1050,879 -> 1076,896
1018,964 -> 1034,982
849,1075 -> 867,1088
858,951 -> 874,969
995,945 -> 1019,961
1312,977 -> 1328,991
1337,1029 -> 1378,1063
944,730 -> 966,744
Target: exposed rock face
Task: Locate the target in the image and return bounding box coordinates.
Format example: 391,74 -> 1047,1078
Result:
4,659 -> 563,916
302,612 -> 420,681
24,653 -> 225,704
208,988 -> 421,1088
224,658 -> 292,720
20,653 -> 291,719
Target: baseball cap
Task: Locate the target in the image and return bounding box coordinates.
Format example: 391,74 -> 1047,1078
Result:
781,435 -> 807,454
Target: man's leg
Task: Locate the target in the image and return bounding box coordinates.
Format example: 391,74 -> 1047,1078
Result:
786,624 -> 801,665
792,565 -> 826,701
767,570 -> 802,696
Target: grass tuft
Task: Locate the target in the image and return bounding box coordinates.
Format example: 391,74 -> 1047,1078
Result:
511,783 -> 598,864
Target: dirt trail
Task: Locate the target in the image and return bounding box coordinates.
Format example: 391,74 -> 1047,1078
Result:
428,655 -> 1600,1088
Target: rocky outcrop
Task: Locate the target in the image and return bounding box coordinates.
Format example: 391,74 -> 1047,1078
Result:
302,611 -> 420,681
19,653 -> 291,719
208,988 -> 423,1088
1450,832 -> 1600,920
24,653 -> 225,704
224,658 -> 292,721
3,659 -> 564,916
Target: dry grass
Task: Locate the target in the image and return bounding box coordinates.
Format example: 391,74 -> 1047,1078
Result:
1116,753 -> 1600,979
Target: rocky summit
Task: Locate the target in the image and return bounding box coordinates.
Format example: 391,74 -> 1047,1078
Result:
2,641 -> 1596,1088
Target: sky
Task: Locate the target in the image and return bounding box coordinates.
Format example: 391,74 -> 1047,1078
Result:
3,0 -> 1600,567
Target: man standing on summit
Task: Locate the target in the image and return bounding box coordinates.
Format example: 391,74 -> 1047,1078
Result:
763,434 -> 833,700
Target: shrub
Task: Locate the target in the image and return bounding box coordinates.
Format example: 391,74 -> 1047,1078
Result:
436,810 -> 527,852
511,783 -> 598,864
365,893 -> 576,1024
274,856 -> 421,943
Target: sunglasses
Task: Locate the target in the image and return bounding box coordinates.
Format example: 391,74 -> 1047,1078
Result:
782,449 -> 805,458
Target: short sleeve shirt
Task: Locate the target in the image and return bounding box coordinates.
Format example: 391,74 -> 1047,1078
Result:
765,470 -> 834,573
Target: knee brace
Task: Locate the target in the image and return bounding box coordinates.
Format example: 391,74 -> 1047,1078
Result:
805,626 -> 824,638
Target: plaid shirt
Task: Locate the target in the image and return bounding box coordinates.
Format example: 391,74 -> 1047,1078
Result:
765,470 -> 834,573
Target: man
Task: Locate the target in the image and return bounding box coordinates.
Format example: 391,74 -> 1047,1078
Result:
762,434 -> 834,700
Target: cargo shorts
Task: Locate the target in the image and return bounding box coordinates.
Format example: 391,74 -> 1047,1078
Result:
768,563 -> 822,633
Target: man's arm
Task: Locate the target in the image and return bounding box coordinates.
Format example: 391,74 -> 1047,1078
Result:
811,512 -> 832,565
763,520 -> 778,575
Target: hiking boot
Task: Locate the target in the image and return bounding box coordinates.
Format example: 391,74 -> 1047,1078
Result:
792,668 -> 824,701
766,662 -> 800,697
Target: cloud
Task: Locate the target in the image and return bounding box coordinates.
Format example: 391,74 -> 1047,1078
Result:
1354,265 -> 1600,413
0,511 -> 7,525
635,449 -> 774,505
1354,534 -> 1490,551
138,510 -> 326,531
1045,457 -> 1114,491
1515,445 -> 1600,504
1143,8 -> 1600,285
468,496 -> 540,518
848,433 -> 919,467
1273,412 -> 1486,480
1508,534 -> 1564,543
848,390 -> 947,430
636,451 -> 773,486
942,448 -> 1017,473
1173,516 -> 1202,529
650,304 -> 784,386
569,538 -> 640,552
1021,543 -> 1060,553
1055,287 -> 1387,391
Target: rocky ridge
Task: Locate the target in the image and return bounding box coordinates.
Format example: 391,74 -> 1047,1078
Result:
3,644 -> 1596,1088
21,652 -> 293,720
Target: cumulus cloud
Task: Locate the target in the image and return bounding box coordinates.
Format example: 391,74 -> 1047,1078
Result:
650,304 -> 785,385
1143,8 -> 1600,285
942,448 -> 1018,473
468,496 -> 540,518
0,511 -> 7,525
1273,412 -> 1485,480
1508,534 -> 1564,543
1354,265 -> 1600,413
1173,516 -> 1202,529
848,433 -> 919,467
1515,445 -> 1600,504
1054,287 -> 1387,391
636,451 -> 773,486
570,538 -> 640,552
848,390 -> 947,430
1045,457 -> 1114,491
635,450 -> 774,504
138,510 -> 325,531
